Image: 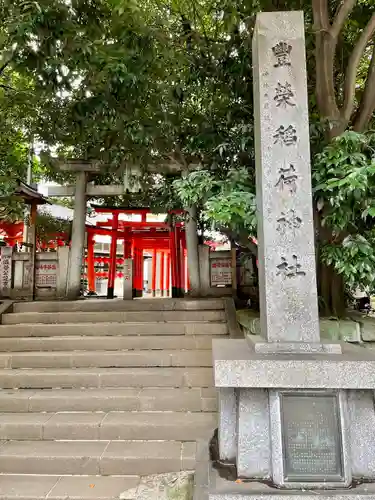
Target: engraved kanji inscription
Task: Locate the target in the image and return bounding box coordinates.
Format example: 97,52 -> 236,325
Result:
276,255 -> 306,278
274,125 -> 297,146
272,41 -> 292,67
275,164 -> 298,193
281,393 -> 344,481
274,82 -> 295,108
277,209 -> 302,231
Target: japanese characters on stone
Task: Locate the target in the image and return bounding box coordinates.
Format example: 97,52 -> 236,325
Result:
272,41 -> 305,279
272,41 -> 292,67
276,209 -> 302,232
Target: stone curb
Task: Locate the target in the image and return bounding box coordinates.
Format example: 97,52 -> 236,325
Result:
0,300 -> 13,324
236,309 -> 375,346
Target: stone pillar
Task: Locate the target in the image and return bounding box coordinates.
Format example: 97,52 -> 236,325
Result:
56,247 -> 69,298
67,171 -> 87,299
123,233 -> 132,300
107,213 -> 119,299
198,245 -> 210,296
169,225 -> 178,298
175,226 -> 183,297
253,11 -> 319,344
185,206 -> 201,296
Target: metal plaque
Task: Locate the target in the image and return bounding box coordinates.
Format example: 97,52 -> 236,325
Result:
280,392 -> 344,482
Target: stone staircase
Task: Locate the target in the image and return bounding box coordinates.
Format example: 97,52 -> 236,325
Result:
0,298 -> 227,499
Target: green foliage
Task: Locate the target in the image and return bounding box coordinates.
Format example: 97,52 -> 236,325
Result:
313,131 -> 375,291
1,0 -> 375,299
36,211 -> 71,242
173,167 -> 256,235
322,235 -> 375,291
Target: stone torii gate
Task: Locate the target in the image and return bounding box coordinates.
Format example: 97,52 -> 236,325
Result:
48,160 -> 195,299
47,160 -> 144,298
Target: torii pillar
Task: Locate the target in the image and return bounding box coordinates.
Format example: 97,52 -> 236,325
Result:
58,160 -> 101,299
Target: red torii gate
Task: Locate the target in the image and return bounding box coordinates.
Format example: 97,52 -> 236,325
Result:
86,207 -> 187,299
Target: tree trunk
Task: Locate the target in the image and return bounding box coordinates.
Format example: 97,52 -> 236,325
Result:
311,2 -> 375,317
185,205 -> 201,297
317,260 -> 346,317
316,213 -> 346,318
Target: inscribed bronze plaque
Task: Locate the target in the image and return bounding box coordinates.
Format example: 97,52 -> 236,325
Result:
280,392 -> 344,482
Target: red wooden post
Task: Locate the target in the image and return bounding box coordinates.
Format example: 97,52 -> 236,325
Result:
139,247 -> 144,297
132,241 -> 137,298
160,251 -> 165,297
107,213 -> 119,299
166,252 -> 171,296
132,244 -> 144,298
151,249 -> 157,297
87,232 -> 96,294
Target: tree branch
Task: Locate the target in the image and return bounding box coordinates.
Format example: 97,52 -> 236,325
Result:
312,0 -> 340,120
329,0 -> 356,39
0,59 -> 11,77
312,0 -> 330,31
0,83 -> 15,91
354,43 -> 375,132
342,13 -> 375,122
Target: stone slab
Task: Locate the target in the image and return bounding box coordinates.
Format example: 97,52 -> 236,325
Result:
1,309 -> 226,325
218,388 -> 237,461
0,474 -> 60,499
0,367 -> 214,389
99,411 -> 216,441
347,390 -> 375,478
237,389 -> 270,478
0,440 -> 108,474
213,339 -> 375,389
0,387 -> 207,413
238,310 -> 362,343
356,316 -> 375,342
194,451 -> 375,500
49,475 -> 140,500
254,341 -> 342,354
0,321 -> 227,337
2,349 -> 212,369
0,335 -> 215,352
99,440 -> 182,475
13,298 -> 225,313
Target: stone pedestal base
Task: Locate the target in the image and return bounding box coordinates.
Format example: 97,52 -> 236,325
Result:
213,339 -> 375,487
193,441 -> 375,500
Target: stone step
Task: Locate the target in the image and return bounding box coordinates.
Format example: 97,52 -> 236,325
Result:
2,310 -> 225,325
0,411 -> 216,441
0,349 -> 212,368
0,367 -> 214,389
0,321 -> 227,338
0,439 -> 196,475
0,474 -> 141,500
0,387 -> 217,412
0,334 -> 216,352
13,298 -> 224,314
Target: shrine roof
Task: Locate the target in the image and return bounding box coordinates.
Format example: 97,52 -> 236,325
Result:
13,181 -> 51,205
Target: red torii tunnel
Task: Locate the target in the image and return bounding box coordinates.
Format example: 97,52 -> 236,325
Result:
86,207 -> 187,299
